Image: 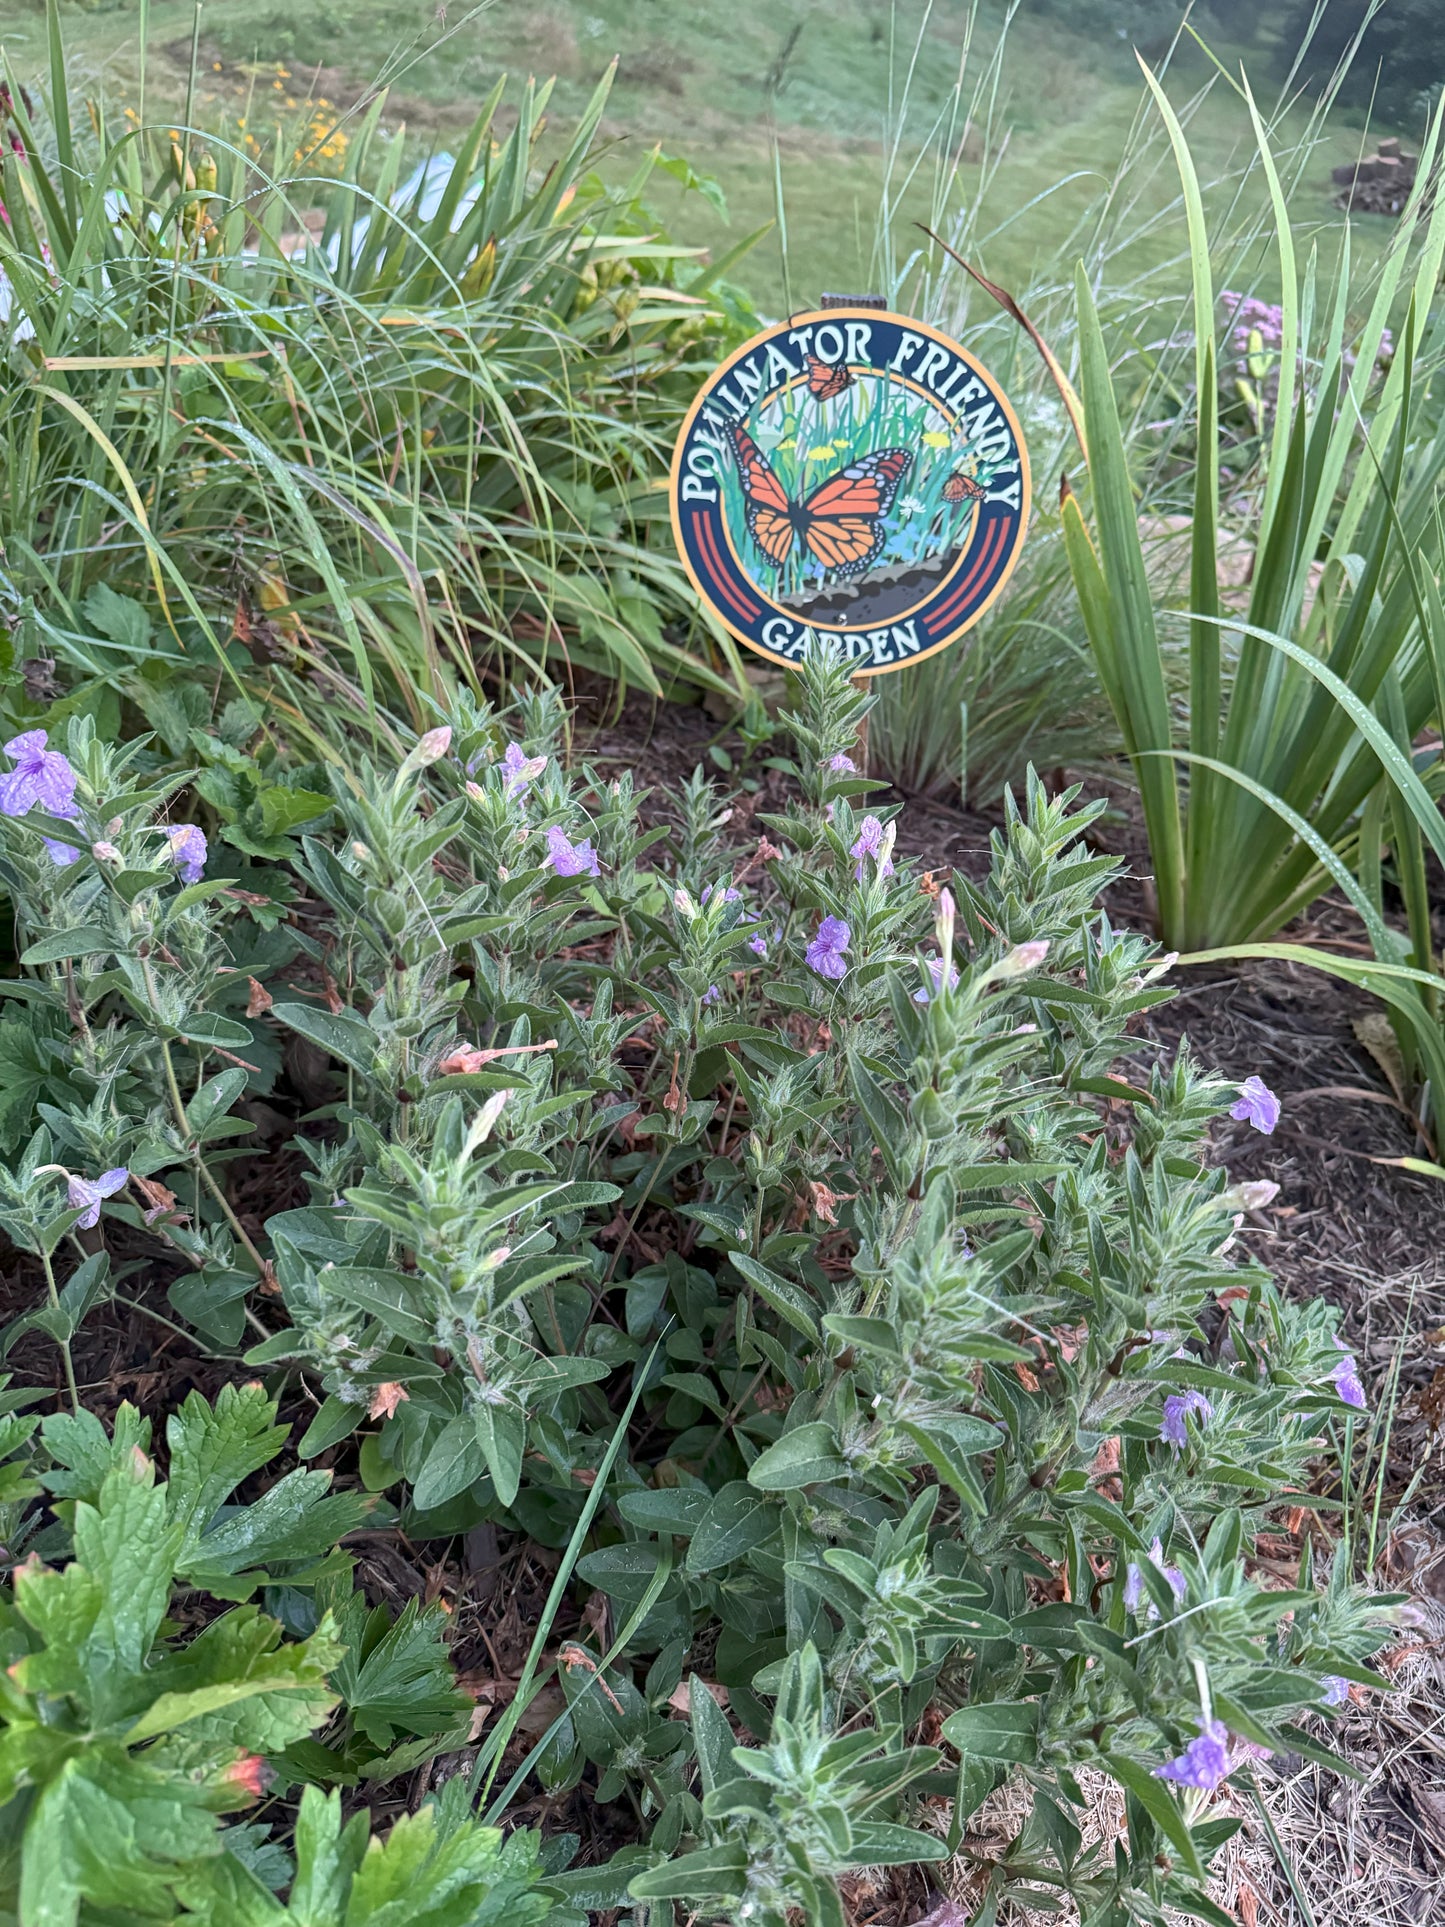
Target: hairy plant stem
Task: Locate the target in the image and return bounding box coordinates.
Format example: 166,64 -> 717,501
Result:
151,1021 -> 271,1340
603,1149 -> 668,1288
40,1246 -> 79,1415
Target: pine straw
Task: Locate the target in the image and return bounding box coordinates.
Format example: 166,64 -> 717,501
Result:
934,1764 -> 1278,1926
891,1605 -> 1442,1927
1252,1602 -> 1445,1927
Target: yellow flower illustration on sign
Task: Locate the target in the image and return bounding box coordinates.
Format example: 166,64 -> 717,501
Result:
921,430 -> 951,449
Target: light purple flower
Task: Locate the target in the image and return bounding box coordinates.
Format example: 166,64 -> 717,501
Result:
806,915 -> 850,982
501,741 -> 546,796
164,824 -> 207,885
67,1167 -> 128,1230
913,953 -> 960,1004
1230,1076 -> 1280,1135
701,883 -> 741,906
0,731 -> 77,818
748,933 -> 768,958
1322,1675 -> 1352,1707
1124,1536 -> 1187,1615
1154,1718 -> 1231,1791
1160,1388 -> 1212,1450
827,752 -> 857,773
545,825 -> 600,878
1221,291 -> 1284,373
849,815 -> 894,882
42,837 -> 80,867
701,984 -> 721,1007
1331,1338 -> 1366,1411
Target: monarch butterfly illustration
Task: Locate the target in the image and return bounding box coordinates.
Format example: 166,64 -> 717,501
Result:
943,471 -> 987,505
806,354 -> 854,402
726,421 -> 911,578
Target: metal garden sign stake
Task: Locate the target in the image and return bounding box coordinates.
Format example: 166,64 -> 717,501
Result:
669,291 -> 1031,772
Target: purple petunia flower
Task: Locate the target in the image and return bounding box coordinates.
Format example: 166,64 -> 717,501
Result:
913,953 -> 960,1004
748,933 -> 768,958
501,741 -> 547,796
1330,1338 -> 1367,1411
806,915 -> 850,981
827,752 -> 857,773
67,1167 -> 128,1231
41,837 -> 80,867
1230,1075 -> 1280,1135
545,825 -> 600,878
164,824 -> 207,885
0,731 -> 77,819
1124,1536 -> 1187,1615
701,984 -> 721,1007
849,815 -> 894,882
1154,1718 -> 1231,1791
1160,1388 -> 1212,1450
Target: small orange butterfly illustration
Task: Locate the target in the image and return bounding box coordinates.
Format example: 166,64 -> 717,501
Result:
943,471 -> 987,505
806,355 -> 854,402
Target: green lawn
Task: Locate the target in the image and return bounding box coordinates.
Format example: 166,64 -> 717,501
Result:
0,0 -> 1404,311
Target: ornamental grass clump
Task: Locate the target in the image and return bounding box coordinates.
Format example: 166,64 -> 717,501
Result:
1048,73 -> 1445,1143
0,647 -> 1397,1923
0,2 -> 765,732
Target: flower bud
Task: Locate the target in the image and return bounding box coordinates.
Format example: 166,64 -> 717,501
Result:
933,886 -> 956,961
1227,1179 -> 1280,1213
997,939 -> 1050,978
414,725 -> 453,766
221,1754 -> 272,1801
90,841 -> 122,864
474,1087 -> 510,1145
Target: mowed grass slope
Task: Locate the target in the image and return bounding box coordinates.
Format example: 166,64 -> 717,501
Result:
0,0 -> 1406,313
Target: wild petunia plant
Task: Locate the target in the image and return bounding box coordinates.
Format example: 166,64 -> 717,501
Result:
0,650 -> 1395,1924
0,718 -> 298,1358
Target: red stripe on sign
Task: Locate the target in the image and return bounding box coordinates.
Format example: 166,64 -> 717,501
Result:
924,518 -> 1009,635
699,522 -> 761,621
692,513 -> 761,620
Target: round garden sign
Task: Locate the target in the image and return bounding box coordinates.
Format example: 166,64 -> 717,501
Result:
669,303 -> 1031,675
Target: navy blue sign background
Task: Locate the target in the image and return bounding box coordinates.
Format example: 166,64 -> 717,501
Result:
669,306 -> 1030,675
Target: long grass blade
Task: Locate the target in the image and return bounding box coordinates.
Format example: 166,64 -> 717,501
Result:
1073,264 -> 1184,939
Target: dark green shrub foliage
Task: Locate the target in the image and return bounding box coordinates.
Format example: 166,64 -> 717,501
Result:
0,649 -> 1392,1923
1282,0 -> 1445,118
